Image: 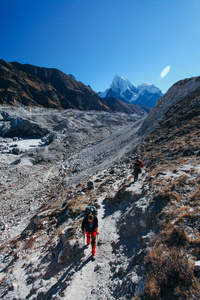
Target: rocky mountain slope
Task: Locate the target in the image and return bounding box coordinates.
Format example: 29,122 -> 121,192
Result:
139,75 -> 200,134
99,75 -> 163,108
134,77 -> 200,299
0,74 -> 200,300
0,60 -> 148,115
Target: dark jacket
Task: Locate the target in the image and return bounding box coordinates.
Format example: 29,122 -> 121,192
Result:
81,216 -> 98,233
134,160 -> 143,173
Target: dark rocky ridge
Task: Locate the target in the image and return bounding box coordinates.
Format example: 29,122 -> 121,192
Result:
139,75 -> 200,134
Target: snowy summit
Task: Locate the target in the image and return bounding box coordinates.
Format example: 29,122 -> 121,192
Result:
110,75 -> 136,96
99,75 -> 163,108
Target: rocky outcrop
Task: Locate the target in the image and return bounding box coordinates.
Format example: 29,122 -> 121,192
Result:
0,111 -> 49,138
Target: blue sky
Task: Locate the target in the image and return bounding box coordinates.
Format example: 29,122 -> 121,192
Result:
1,0 -> 200,94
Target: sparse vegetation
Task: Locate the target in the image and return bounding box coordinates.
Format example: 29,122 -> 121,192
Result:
137,170 -> 200,299
135,94 -> 200,298
142,245 -> 195,299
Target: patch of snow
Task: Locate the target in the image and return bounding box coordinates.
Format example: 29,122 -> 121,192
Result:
12,138 -> 44,150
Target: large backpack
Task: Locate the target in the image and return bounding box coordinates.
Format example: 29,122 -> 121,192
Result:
138,159 -> 144,168
134,159 -> 143,170
85,205 -> 97,216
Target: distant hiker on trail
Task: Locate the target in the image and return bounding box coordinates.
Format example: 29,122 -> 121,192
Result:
133,158 -> 143,182
81,205 -> 99,257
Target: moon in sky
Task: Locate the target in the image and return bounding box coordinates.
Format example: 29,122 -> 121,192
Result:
160,66 -> 171,78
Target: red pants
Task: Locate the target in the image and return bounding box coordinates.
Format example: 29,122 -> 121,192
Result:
85,230 -> 97,255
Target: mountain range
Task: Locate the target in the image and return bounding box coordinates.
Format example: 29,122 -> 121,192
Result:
0,60 -> 150,115
98,75 -> 163,108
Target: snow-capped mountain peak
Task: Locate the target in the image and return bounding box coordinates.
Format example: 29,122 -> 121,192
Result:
98,75 -> 163,108
110,75 -> 135,93
99,75 -> 137,102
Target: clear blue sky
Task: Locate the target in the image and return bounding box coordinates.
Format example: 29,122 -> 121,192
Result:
1,0 -> 200,94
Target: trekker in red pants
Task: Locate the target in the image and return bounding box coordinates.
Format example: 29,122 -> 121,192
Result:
81,211 -> 98,257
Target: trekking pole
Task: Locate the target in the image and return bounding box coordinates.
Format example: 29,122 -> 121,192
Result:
83,232 -> 85,246
96,232 -> 98,245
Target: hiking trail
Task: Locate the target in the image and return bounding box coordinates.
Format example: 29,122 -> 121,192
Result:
62,177 -> 143,300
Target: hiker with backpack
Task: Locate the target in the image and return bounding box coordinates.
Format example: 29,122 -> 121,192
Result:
133,158 -> 143,182
81,205 -> 99,258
